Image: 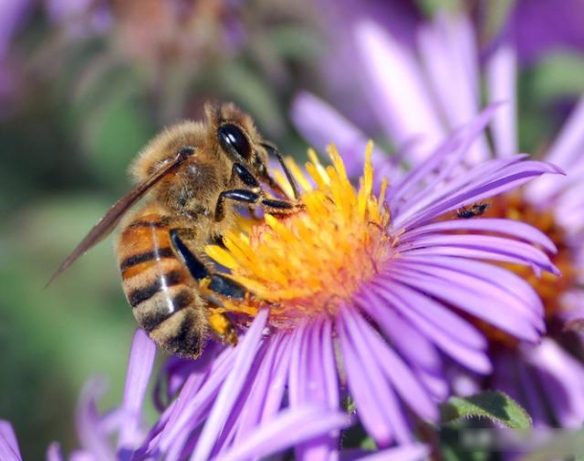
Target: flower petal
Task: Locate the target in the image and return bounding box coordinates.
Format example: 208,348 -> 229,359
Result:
0,420 -> 21,461
338,309 -> 412,446
214,406 -> 351,461
291,92 -> 394,181
486,35 -> 518,157
118,329 -> 157,448
192,309 -> 269,461
355,20 -> 445,162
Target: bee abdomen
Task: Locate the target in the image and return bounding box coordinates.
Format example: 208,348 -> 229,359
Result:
120,247 -> 175,272
117,213 -> 208,358
127,269 -> 184,308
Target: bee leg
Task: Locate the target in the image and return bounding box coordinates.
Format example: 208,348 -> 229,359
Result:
204,274 -> 248,346
233,159 -> 301,208
169,229 -> 210,281
231,162 -> 261,189
260,142 -> 301,200
214,189 -> 300,221
170,229 -> 243,347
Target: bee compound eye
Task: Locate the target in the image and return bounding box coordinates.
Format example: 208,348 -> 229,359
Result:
218,123 -> 252,160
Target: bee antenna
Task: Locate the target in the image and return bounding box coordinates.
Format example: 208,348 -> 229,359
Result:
261,143 -> 300,200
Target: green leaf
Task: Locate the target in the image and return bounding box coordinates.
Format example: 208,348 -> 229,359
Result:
441,391 -> 532,429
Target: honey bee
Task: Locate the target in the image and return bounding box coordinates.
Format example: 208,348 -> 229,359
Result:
456,201 -> 490,219
49,102 -> 301,359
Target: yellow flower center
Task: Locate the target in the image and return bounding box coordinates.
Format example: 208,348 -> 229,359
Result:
205,143 -> 391,329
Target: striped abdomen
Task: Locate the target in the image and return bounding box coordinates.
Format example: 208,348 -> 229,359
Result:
117,213 -> 207,359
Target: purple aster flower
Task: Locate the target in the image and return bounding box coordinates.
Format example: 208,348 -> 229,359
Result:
119,103 -> 561,458
293,8 -> 584,428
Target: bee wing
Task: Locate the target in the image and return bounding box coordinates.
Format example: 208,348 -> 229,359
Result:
46,147 -> 195,286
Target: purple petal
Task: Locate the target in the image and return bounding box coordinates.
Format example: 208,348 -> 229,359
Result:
291,321 -> 340,460
401,218 -> 557,253
211,343 -> 271,453
526,95 -> 584,198
355,291 -> 449,400
230,334 -> 289,444
490,351 -> 532,419
155,342 -> 223,411
46,443 -> 64,461
290,92 -> 393,180
388,265 -> 542,342
398,155 -> 525,222
288,323 -> 310,409
192,309 -> 268,461
372,282 -> 491,373
214,406 -> 351,461
70,452 -> 94,461
337,308 -> 412,446
0,420 -> 21,461
351,309 -> 438,421
397,256 -> 543,319
355,20 -> 445,162
400,233 -> 558,275
258,333 -> 294,424
75,377 -> 115,460
398,160 -> 563,230
389,104 -> 503,217
356,291 -> 442,374
516,358 -> 548,427
417,14 -> 489,163
154,345 -> 238,456
374,277 -> 487,349
118,329 -> 157,448
530,339 -> 584,427
287,325 -> 337,460
486,36 -> 518,157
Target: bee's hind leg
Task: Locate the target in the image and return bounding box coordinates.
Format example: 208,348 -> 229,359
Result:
169,229 -> 244,347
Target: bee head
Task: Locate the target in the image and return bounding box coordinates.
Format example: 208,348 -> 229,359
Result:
207,102 -> 271,180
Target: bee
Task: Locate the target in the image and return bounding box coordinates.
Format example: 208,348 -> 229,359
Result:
456,201 -> 490,219
49,102 -> 301,359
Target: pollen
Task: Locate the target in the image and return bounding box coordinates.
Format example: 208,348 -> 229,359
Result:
205,143 -> 392,329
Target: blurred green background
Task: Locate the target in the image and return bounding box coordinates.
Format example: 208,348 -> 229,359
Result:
1,0 -> 584,459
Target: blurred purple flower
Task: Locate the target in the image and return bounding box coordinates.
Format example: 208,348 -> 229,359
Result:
294,8 -> 584,427
314,0 -> 422,130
